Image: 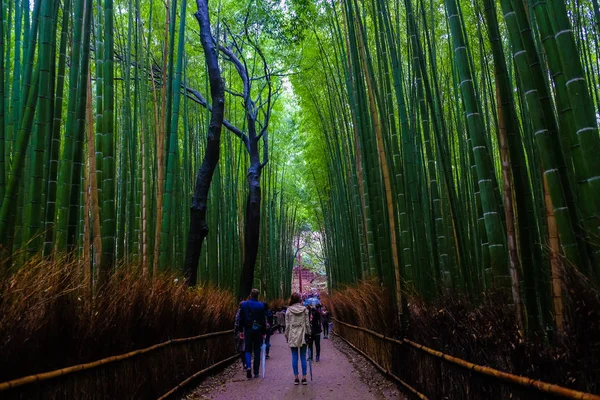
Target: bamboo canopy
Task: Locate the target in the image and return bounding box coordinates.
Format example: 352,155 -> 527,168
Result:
0,0 -> 599,396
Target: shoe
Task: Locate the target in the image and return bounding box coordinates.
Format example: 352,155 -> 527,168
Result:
254,374 -> 259,378
316,356 -> 320,362
324,336 -> 328,339
302,378 -> 307,385
294,378 -> 300,385
266,355 -> 270,359
246,369 -> 252,379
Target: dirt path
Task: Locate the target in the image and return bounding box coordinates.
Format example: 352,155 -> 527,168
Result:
185,330 -> 404,400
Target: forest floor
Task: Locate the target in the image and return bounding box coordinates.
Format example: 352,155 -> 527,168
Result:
184,329 -> 405,400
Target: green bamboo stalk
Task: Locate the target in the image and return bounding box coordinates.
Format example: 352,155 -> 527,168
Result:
0,0 -> 5,202
501,0 -> 582,270
0,65 -> 40,253
7,0 -> 22,176
159,0 -> 186,270
94,0 -> 104,209
482,0 -> 542,333
540,0 -> 600,270
54,0 -> 84,252
444,0 -> 508,286
67,0 -> 92,254
100,0 -> 116,283
25,0 -> 59,256
43,0 -> 70,257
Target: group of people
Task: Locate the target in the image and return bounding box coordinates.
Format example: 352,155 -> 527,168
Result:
234,289 -> 331,385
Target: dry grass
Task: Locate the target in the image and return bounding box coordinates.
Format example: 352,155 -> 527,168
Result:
325,280 -> 398,377
267,298 -> 286,310
328,274 -> 600,399
0,257 -> 237,399
325,279 -> 397,335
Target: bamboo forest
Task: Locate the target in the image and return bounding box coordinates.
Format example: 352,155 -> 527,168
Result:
0,0 -> 600,398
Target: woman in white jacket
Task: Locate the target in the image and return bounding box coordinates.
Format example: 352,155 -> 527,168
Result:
285,292 -> 311,385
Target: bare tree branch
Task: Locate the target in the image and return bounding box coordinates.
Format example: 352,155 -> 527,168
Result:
184,87 -> 250,149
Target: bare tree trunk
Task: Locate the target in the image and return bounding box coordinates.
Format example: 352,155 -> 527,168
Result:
183,0 -> 225,286
239,123 -> 262,299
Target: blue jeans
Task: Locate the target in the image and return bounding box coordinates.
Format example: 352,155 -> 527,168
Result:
244,328 -> 262,375
291,345 -> 307,376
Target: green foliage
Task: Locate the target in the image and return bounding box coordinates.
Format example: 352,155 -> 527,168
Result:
1,0 -> 599,334
289,0 -> 600,338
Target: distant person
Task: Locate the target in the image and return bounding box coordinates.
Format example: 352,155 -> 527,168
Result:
264,302 -> 273,359
234,301 -> 246,368
321,305 -> 330,339
275,308 -> 284,333
308,305 -> 322,362
281,306 -> 287,333
285,293 -> 311,385
240,289 -> 266,379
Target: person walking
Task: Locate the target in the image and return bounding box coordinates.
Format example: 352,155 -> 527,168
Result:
321,305 -> 330,339
234,301 -> 246,369
281,307 -> 287,333
240,289 -> 266,379
264,302 -> 273,359
308,305 -> 322,362
285,293 -> 311,385
275,308 -> 284,333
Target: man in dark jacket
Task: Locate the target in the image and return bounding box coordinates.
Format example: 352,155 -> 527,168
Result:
240,289 -> 266,378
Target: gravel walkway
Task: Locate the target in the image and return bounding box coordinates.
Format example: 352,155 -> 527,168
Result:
184,330 -> 405,400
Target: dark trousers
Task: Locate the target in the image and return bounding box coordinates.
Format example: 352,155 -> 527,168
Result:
322,322 -> 329,337
308,334 -> 321,358
265,332 -> 271,355
244,328 -> 262,375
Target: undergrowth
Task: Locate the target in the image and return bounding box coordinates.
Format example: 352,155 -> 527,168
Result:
267,298 -> 286,310
327,273 -> 600,398
0,257 -> 236,399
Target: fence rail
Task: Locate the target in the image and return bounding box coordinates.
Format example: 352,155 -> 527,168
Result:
0,329 -> 234,393
332,318 -> 600,400
332,331 -> 428,399
157,353 -> 240,399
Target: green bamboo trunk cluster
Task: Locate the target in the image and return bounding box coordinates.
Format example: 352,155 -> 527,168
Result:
295,0 -> 600,337
1,0 -> 599,338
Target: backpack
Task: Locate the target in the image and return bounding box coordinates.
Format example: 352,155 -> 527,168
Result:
251,320 -> 262,331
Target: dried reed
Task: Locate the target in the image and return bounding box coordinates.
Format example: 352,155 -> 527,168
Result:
328,273 -> 600,399
0,257 -> 236,399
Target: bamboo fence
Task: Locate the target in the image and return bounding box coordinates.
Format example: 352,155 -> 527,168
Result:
157,353 -> 240,399
0,329 -> 234,393
332,318 -> 600,400
332,331 -> 429,399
